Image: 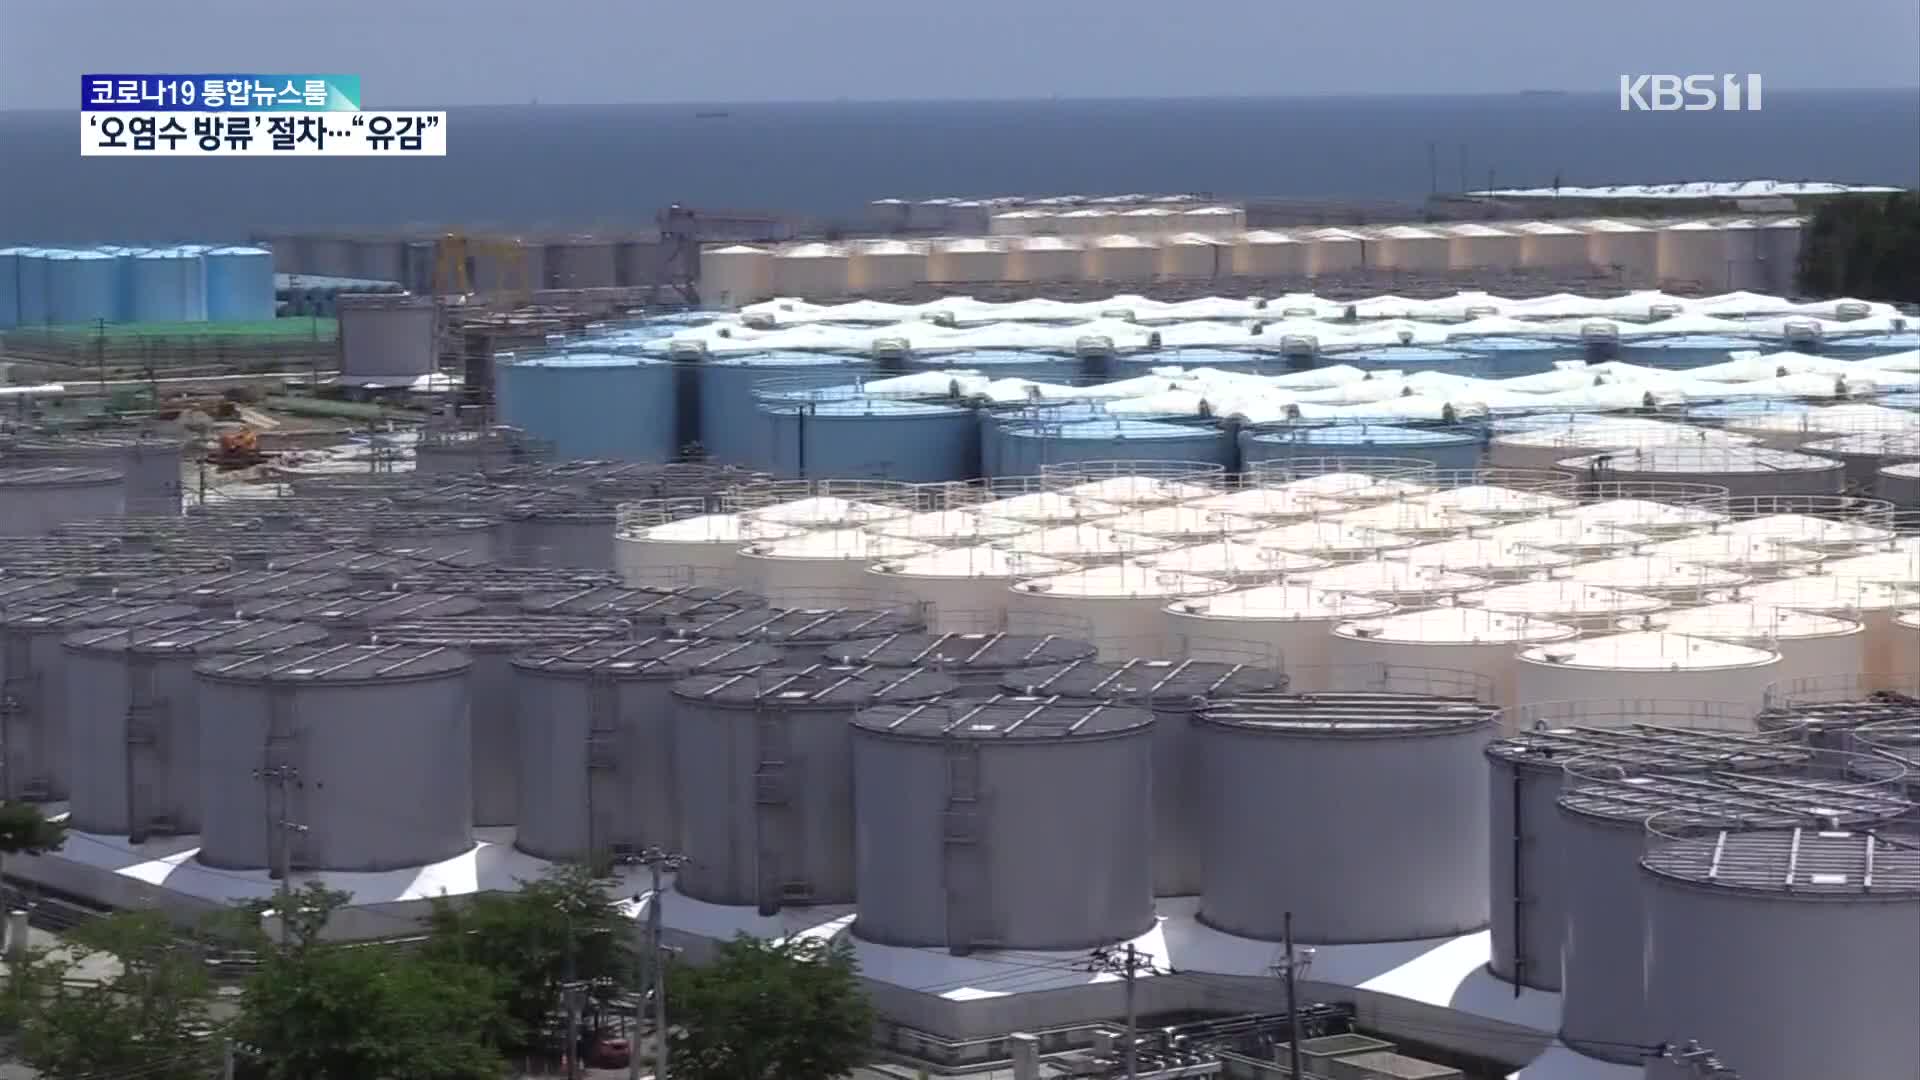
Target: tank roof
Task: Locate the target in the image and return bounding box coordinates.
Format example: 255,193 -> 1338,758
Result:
631,512 -> 801,544
974,491 -> 1125,522
1327,502 -> 1494,534
1560,445 -> 1844,474
520,585 -> 762,621
197,642 -> 470,684
1003,524 -> 1175,560
1166,583 -> 1394,621
853,696 -> 1154,740
1395,536 -> 1575,574
868,544 -> 1077,580
1557,771 -> 1909,828
671,665 -> 955,708
1641,828 -> 1920,895
1199,691 -> 1498,736
666,605 -> 924,645
0,466 -> 124,486
1719,513 -> 1895,547
1184,486 -> 1338,519
1001,657 -> 1285,702
166,569 -> 357,604
1131,539 -> 1327,578
371,615 -> 630,648
1011,564 -> 1230,599
1337,606 -> 1578,645
1461,580 -> 1665,618
869,510 -> 1030,542
1522,630 -> 1777,671
1239,520 -> 1415,555
1098,505 -> 1265,537
1634,533 -> 1825,570
1638,601 -> 1861,639
1722,574 -> 1920,611
513,637 -> 783,679
1554,555 -> 1749,592
65,619 -> 328,655
1486,720 -> 1807,773
1,598 -> 199,631
390,565 -> 622,596
0,578 -> 79,607
1476,516 -> 1650,550
1287,560 -> 1490,599
744,529 -> 934,561
238,591 -> 484,624
823,632 -> 1097,672
1274,473 -> 1431,502
1551,498 -> 1726,529
743,496 -> 910,527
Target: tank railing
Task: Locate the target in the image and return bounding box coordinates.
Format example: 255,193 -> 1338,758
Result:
1395,466 -> 1583,500
1764,670 -> 1920,712
994,533 -> 1173,568
1638,762 -> 1915,849
1568,741 -> 1912,807
1548,479 -> 1733,511
1270,662 -> 1495,702
1499,698 -> 1791,741
1245,455 -> 1440,491
1850,718 -> 1920,774
1883,509 -> 1920,536
1162,634 -> 1287,674
1035,460 -> 1230,499
722,478 -> 923,518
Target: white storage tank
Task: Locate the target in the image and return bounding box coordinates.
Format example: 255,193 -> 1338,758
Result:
1131,539 -> 1327,584
1006,236 -> 1084,282
1624,601 -> 1865,690
1461,579 -> 1667,631
850,696 -> 1157,951
1179,205 -> 1245,235
1558,446 -> 1846,499
1583,219 -> 1659,279
1330,606 -> 1578,706
1287,559 -> 1491,606
770,243 -> 851,299
1553,555 -> 1750,601
1083,235 -> 1157,283
1716,575 -> 1920,679
614,505 -> 802,589
1304,228 -> 1366,274
1641,827 -> 1920,1080
1516,631 -> 1781,720
866,546 -> 1078,633
1761,218 -> 1804,292
1631,532 -> 1825,578
1445,223 -> 1522,270
1156,234 -> 1225,280
698,245 -> 775,308
1166,584 -> 1393,670
1372,226 -> 1450,272
738,529 -> 935,607
1516,221 -> 1590,268
927,238 -> 1008,285
847,239 -> 928,293
1001,522 -> 1175,565
1006,565 -> 1231,658
1391,536 -> 1576,581
1231,231 -> 1307,277
1655,221 -> 1732,289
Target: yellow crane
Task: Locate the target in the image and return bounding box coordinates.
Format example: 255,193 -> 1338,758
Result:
432,233 -> 534,303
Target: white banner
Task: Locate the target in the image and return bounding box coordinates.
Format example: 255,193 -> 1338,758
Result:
82,111 -> 446,156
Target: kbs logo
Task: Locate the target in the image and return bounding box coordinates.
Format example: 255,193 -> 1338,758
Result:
1619,74 -> 1763,111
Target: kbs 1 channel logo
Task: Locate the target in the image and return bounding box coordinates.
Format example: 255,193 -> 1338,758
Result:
1619,74 -> 1764,112
80,74 -> 447,156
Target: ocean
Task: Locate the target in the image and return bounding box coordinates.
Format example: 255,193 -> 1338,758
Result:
3,91 -> 1917,245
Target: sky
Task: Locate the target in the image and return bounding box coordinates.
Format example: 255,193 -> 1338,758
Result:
2,0 -> 1918,108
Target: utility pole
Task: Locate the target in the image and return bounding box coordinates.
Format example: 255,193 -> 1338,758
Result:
1274,912 -> 1315,1080
561,899 -> 584,1080
634,847 -> 689,1080
1086,943 -> 1150,1080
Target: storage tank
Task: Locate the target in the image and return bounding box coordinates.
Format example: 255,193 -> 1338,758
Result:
1630,532 -> 1824,579
510,637 -> 784,862
196,643 -> 473,871
520,584 -> 761,632
1798,432 -> 1920,491
1304,229 -> 1366,274
1483,700 -> 1801,991
770,243 -> 851,299
0,467 -> 126,535
1179,205 -> 1245,236
1165,584 -> 1393,670
1488,422 -> 1755,472
1640,827 -> 1920,1080
62,619 -> 328,838
4,433 -> 187,515
1006,236 -> 1084,283
1878,461 -> 1920,506
1156,234 -> 1225,280
0,246 -> 23,327
737,529 -> 935,606
1330,607 -> 1578,706
1516,222 -> 1589,268
1583,220 -> 1658,279
235,591 -> 483,643
1551,555 -> 1749,601
698,245 -> 775,308
1240,424 -> 1483,473
846,239 -> 928,293
927,238 -> 1008,284
1391,536 -> 1577,581
337,294 -> 437,382
130,247 -> 205,322
851,696 -> 1157,951
1001,659 -> 1284,897
202,246 -> 276,321
1196,687 -> 1499,942
1287,559 -> 1491,606
1558,446 -> 1845,499
671,666 -> 957,909
546,239 -> 619,289
369,615 -> 632,826
1130,538 -> 1327,584
13,248 -> 50,326
1655,221 -> 1731,289
866,546 -> 1078,633
692,353 -> 873,469
1715,574 -> 1920,679
1555,775 -> 1908,1064
1119,208 -> 1178,237
1550,491 -> 1730,537
763,398 -> 977,483
1516,631 -> 1781,721
823,632 -> 1095,695
1624,601 -> 1865,689
1006,564 -> 1231,658
1083,235 -> 1157,283
500,500 -> 619,570
1231,231 -> 1307,277
665,602 -> 929,663
997,419 -> 1232,477
45,249 -> 119,324
1760,218 -> 1804,293
1445,223 -> 1522,270
387,566 -> 621,614
1460,580 -> 1665,630
615,504 -> 801,589
1372,226 -> 1450,272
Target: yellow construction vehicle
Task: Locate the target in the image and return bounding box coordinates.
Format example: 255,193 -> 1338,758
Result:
433,232 -> 534,302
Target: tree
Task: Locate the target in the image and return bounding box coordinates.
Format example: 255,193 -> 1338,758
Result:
0,801 -> 66,889
420,862 -> 633,1055
232,882 -> 507,1080
1797,192 -> 1920,300
668,934 -> 875,1080
11,910 -> 221,1080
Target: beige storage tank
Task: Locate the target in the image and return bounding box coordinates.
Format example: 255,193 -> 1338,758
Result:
738,529 -> 935,606
1007,236 -> 1085,282
989,209 -> 1055,236
1446,223 -> 1523,270
1007,565 -> 1231,658
1762,218 -> 1804,292
1461,580 -> 1668,631
1180,206 -> 1245,235
1166,584 -> 1394,670
1285,559 -> 1491,607
699,245 -> 776,308
1514,631 -> 1780,720
1373,226 -> 1451,272
1625,602 -> 1866,691
1552,554 -> 1750,601
847,239 -> 928,292
1231,231 -> 1307,277
1131,540 -> 1327,584
1720,219 -> 1767,291
1656,221 -> 1732,290
928,238 -> 1009,284
1391,536 -> 1578,580
1157,234 -> 1226,280
1119,207 -> 1180,237
1055,208 -> 1111,236
866,545 -> 1078,633
1305,229 -> 1366,274
1330,607 -> 1579,707
1715,575 -> 1920,679
615,508 -> 801,588
1084,235 -> 1158,283
1517,221 -> 1590,268
1584,219 -> 1659,279
770,242 -> 852,299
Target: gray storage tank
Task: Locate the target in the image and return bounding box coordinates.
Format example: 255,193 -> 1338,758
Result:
389,565 -> 623,614
520,584 -> 765,631
1196,684 -> 1499,942
62,620 -> 328,839
850,695 -> 1157,953
820,632 -> 1099,693
1640,827 -> 1920,1080
3,434 -> 188,515
236,592 -> 484,643
666,603 -> 929,663
503,500 -> 620,570
510,637 -> 785,863
0,599 -> 199,801
671,665 -> 958,911
998,657 -> 1287,898
196,643 -> 474,872
161,569 -> 357,615
1554,767 -> 1909,1064
1483,700 -> 1808,992
371,615 -> 633,826
0,467 -> 127,535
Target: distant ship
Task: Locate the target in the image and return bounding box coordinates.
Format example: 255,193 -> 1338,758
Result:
1518,89 -> 1569,97
695,110 -> 731,119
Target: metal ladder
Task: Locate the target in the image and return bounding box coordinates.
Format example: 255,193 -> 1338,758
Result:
264,684 -> 307,873
124,653 -> 161,843
941,740 -> 992,954
583,671 -> 619,862
752,707 -> 805,914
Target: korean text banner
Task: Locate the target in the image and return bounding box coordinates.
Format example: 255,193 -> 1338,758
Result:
82,75 -> 362,112
83,113 -> 446,156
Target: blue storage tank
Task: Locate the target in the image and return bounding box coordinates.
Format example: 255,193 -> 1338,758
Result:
763,398 -> 978,482
15,248 -> 50,326
1239,423 -> 1484,472
1620,336 -> 1768,370
496,353 -> 679,461
95,246 -> 146,321
0,247 -> 21,328
131,247 -> 207,322
45,249 -> 120,324
692,352 -> 870,468
995,417 -> 1233,478
204,246 -> 276,321
911,349 -> 1081,384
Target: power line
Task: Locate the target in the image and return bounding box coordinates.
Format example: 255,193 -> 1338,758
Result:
1086,942 -> 1153,1080
632,846 -> 689,1080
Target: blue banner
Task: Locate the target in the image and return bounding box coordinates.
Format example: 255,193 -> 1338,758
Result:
82,74 -> 361,112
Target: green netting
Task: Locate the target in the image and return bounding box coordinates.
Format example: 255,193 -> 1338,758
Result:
1,318 -> 338,344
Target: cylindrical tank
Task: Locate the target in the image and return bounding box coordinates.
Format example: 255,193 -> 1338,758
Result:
666,603 -> 928,663
770,243 -> 851,298
1304,229 -> 1366,274
1489,423 -> 1756,472
45,249 -> 119,324
1231,231 -> 1306,277
196,643 -> 473,871
1129,539 -> 1326,584
1287,559 -> 1491,606
502,501 -> 619,571
698,245 -> 775,308
1156,235 -> 1225,280
822,633 -> 1097,693
0,467 -> 126,535
737,530 -> 934,607
1082,235 -> 1157,283
1392,536 -> 1577,582
1197,688 -> 1499,942
1006,565 -> 1231,658
336,294 -> 437,381
236,591 -> 483,643
1372,226 -> 1451,272
1515,632 -> 1781,722
369,616 -> 632,826
927,238 -> 1008,284
1550,555 -> 1750,602
130,247 -> 206,322
1002,659 -> 1284,897
202,246 -> 276,321
1557,447 -> 1846,499
671,666 -> 958,910
1879,461 -> 1920,505
1626,602 -> 1865,690
1584,220 -> 1659,279
1716,575 -> 1920,679
1331,607 -> 1579,707
866,546 -> 1078,633
1630,532 -> 1825,579
1445,224 -> 1522,270
850,696 -> 1157,951
997,419 -> 1233,477
615,506 -> 800,590
4,434 -> 186,516
1655,221 -> 1732,289
1515,221 -> 1590,268
62,619 -> 328,838
1240,424 -> 1484,473
1006,236 -> 1084,282
387,566 -> 622,614
510,637 -> 784,862
1460,580 -> 1666,631
762,399 -> 978,484
1640,827 -> 1920,1080
845,239 -> 928,292
1165,584 -> 1393,670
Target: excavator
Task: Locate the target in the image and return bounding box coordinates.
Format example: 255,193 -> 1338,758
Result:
209,426 -> 267,469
